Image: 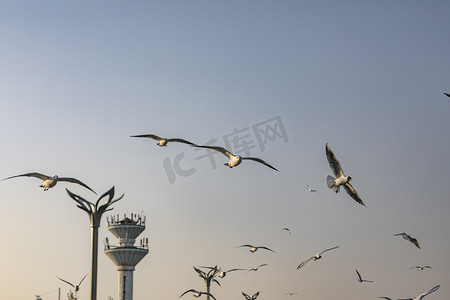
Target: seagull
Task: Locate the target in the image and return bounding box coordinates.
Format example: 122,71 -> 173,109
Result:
194,145 -> 279,171
242,291 -> 260,300
296,246 -> 339,270
394,233 -> 421,249
444,93 -> 450,98
179,289 -> 216,300
130,134 -> 196,146
410,266 -> 432,271
56,273 -> 88,293
307,184 -> 317,192
285,292 -> 298,296
199,266 -> 246,278
355,269 -> 373,283
398,284 -> 440,300
378,297 -> 392,300
282,227 -> 291,234
238,244 -> 276,253
325,143 -> 365,206
3,172 -> 96,194
247,264 -> 268,272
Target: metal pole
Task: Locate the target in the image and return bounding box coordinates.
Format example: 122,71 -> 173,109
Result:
90,223 -> 99,300
58,288 -> 60,300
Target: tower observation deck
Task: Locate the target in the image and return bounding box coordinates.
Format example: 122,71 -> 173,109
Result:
104,213 -> 149,300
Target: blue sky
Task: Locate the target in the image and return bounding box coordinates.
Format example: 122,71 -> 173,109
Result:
1,1 -> 450,299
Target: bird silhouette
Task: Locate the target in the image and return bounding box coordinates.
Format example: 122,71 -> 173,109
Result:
130,134 -> 197,147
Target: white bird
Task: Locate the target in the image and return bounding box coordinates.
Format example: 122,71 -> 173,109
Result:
199,266 -> 246,278
238,244 -> 276,253
130,134 -> 197,146
398,284 -> 440,300
297,246 -> 339,270
194,145 -> 279,171
247,264 -> 268,272
179,289 -> 216,300
410,266 -> 432,271
394,232 -> 421,249
56,273 -> 88,293
307,184 -> 317,192
3,172 -> 96,194
325,143 -> 365,206
242,291 -> 260,300
355,269 -> 373,283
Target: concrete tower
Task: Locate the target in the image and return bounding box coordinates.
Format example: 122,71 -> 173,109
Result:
104,213 -> 149,300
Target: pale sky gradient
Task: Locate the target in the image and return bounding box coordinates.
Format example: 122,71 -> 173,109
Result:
1,1 -> 450,300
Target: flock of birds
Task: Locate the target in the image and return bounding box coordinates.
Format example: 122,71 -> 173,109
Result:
3,124 -> 446,299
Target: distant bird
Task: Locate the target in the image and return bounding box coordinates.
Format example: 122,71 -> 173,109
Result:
3,172 -> 96,194
282,227 -> 291,234
238,244 -> 276,253
325,143 -> 365,206
242,291 -> 260,300
378,297 -> 392,300
394,233 -> 421,249
56,273 -> 88,293
410,266 -> 432,271
398,284 -> 440,300
355,269 -> 373,283
130,134 -> 196,146
194,145 -> 279,171
247,264 -> 268,272
307,184 -> 317,192
179,289 -> 216,300
297,246 -> 339,270
285,292 -> 298,296
444,93 -> 450,98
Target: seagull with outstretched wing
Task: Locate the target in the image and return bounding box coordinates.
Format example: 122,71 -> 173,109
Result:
355,269 -> 373,283
194,145 -> 279,171
325,143 -> 365,206
297,246 -> 339,270
394,232 -> 421,249
131,134 -> 197,146
238,244 -> 276,253
242,291 -> 260,300
398,284 -> 440,300
3,172 -> 96,194
56,273 -> 88,293
179,289 -> 216,300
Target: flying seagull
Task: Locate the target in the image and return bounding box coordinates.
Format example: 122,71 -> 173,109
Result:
130,134 -> 196,146
199,266 -> 246,278
56,273 -> 88,293
3,172 -> 96,194
378,297 -> 392,300
325,143 -> 365,206
238,244 -> 276,253
282,227 -> 291,234
194,145 -> 279,171
297,246 -> 339,270
398,284 -> 440,300
307,184 -> 317,192
179,289 -> 216,300
394,233 -> 421,249
355,269 -> 373,283
410,266 -> 432,271
247,264 -> 268,272
285,292 -> 298,296
242,291 -> 260,300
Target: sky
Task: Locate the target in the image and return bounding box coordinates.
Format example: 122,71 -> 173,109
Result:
1,1 -> 450,299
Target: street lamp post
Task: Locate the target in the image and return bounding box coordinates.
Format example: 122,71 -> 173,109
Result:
66,186 -> 124,300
